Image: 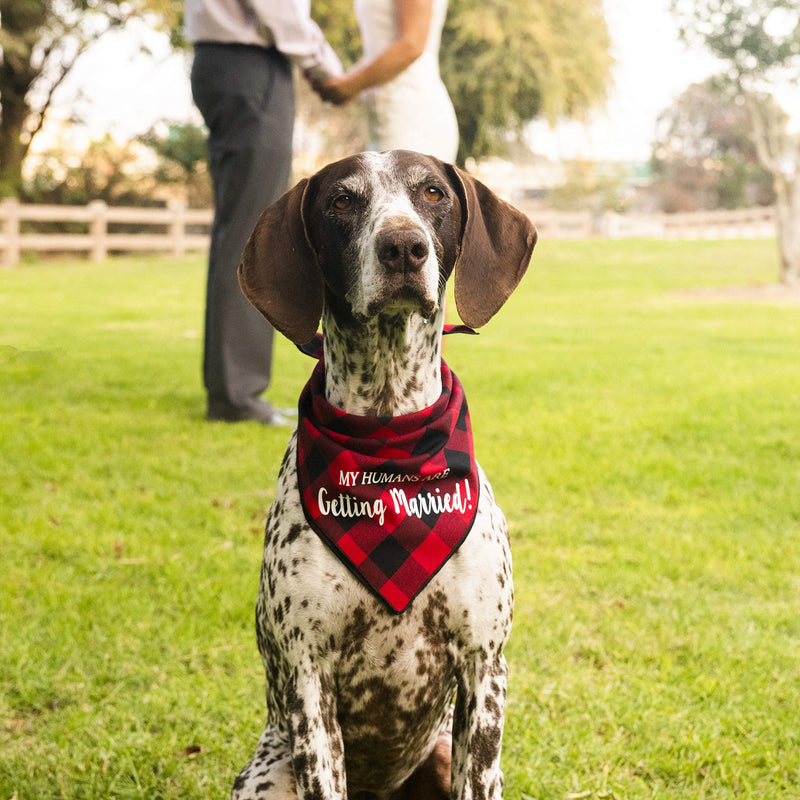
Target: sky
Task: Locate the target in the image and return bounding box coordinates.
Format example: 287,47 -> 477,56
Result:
49,0 -> 722,163
526,0 -> 720,161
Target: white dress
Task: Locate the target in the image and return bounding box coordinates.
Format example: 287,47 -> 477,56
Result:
354,0 -> 459,162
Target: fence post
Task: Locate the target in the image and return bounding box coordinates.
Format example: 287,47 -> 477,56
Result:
601,211 -> 619,239
89,200 -> 108,262
1,197 -> 21,267
168,199 -> 187,258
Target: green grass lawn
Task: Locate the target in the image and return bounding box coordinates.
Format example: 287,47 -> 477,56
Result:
1,239 -> 799,799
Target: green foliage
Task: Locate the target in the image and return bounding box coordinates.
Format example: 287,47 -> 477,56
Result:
22,124 -> 213,211
23,135 -> 159,208
311,0 -> 361,66
138,123 -> 208,176
137,123 -> 213,208
2,240 -> 800,797
442,0 -> 612,163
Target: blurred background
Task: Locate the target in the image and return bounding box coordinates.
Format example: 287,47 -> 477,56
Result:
2,0 -> 799,281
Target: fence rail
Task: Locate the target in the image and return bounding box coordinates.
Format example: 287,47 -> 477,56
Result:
524,204 -> 777,242
0,198 -> 778,267
0,199 -> 213,267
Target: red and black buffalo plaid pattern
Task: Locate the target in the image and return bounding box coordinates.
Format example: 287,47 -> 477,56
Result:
296,332 -> 479,613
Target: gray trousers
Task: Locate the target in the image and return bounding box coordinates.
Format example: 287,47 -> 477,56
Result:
191,43 -> 294,418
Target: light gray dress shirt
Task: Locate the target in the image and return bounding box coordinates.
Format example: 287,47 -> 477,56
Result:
185,0 -> 343,78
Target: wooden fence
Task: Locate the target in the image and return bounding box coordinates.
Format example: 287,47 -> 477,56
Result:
0,198 -> 778,267
0,199 -> 213,267
525,205 -> 777,242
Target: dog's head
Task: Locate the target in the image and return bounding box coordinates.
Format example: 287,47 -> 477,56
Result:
239,150 -> 537,345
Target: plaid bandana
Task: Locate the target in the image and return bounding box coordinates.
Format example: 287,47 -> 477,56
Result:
296,329 -> 479,613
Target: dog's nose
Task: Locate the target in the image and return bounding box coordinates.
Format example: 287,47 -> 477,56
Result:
376,228 -> 429,274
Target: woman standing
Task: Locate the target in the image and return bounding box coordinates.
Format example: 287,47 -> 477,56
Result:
311,0 -> 458,162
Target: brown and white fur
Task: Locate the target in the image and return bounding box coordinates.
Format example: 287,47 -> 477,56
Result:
233,150 -> 537,800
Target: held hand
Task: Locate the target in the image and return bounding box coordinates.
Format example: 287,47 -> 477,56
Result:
305,72 -> 357,106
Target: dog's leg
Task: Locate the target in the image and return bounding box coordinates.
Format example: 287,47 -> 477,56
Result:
231,726 -> 297,800
451,656 -> 508,800
285,667 -> 347,800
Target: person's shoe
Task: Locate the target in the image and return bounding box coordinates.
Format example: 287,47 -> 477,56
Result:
251,405 -> 291,426
207,400 -> 292,426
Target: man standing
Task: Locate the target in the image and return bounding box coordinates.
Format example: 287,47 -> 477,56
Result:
186,0 -> 342,424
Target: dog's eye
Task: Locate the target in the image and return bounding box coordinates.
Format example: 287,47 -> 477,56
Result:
332,194 -> 354,211
423,186 -> 444,202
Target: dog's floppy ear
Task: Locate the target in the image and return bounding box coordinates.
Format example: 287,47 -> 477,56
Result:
445,164 -> 537,328
238,178 -> 323,346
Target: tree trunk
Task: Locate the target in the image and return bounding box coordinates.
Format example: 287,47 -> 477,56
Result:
775,174 -> 800,286
0,1 -> 42,198
0,94 -> 29,198
745,96 -> 800,286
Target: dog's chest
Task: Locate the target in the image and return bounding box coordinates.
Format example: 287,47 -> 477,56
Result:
256,433 -> 512,713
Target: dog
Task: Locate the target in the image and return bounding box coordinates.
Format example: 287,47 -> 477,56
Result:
232,150 -> 537,800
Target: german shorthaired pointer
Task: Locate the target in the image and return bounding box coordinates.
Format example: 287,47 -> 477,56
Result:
233,150 -> 537,800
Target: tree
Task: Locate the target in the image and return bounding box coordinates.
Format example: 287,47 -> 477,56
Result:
23,134 -> 161,207
0,0 -> 177,198
138,121 -> 212,207
23,123 -> 214,212
651,79 -> 775,212
441,0 -> 612,164
670,0 -> 800,285
310,0 -> 612,165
